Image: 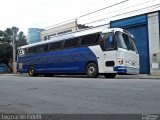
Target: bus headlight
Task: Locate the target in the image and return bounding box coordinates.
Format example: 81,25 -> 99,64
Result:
117,58 -> 123,65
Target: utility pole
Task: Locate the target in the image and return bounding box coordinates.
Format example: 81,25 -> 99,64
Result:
12,28 -> 17,74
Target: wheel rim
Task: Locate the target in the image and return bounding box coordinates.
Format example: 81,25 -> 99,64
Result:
88,66 -> 96,76
29,67 -> 34,76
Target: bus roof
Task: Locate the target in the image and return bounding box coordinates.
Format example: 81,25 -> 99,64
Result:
20,26 -> 129,49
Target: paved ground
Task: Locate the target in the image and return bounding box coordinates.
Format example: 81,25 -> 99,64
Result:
0,74 -> 160,114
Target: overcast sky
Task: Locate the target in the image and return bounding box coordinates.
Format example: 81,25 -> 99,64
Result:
0,0 -> 159,33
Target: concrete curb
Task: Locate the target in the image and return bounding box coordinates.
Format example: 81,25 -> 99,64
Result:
140,75 -> 160,79
0,73 -> 20,76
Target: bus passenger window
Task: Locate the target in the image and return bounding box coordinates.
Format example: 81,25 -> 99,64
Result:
36,44 -> 48,52
49,41 -> 63,51
28,47 -> 36,54
64,38 -> 79,49
104,33 -> 115,50
24,48 -> 28,54
81,33 -> 99,46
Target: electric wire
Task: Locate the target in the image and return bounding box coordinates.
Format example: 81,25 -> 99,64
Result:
78,0 -> 156,23
45,0 -> 129,29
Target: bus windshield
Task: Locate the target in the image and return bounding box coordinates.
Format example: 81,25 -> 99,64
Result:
115,31 -> 138,53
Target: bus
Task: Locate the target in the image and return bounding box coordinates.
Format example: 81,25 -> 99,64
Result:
17,26 -> 139,78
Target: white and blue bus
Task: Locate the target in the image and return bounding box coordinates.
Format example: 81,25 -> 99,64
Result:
17,26 -> 139,78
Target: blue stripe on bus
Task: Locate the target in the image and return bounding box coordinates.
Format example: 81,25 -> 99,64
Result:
17,47 -> 98,74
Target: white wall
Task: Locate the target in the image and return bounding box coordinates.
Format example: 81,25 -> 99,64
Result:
148,12 -> 160,75
40,21 -> 78,41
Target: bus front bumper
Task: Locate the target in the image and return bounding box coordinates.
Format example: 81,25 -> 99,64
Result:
113,66 -> 139,75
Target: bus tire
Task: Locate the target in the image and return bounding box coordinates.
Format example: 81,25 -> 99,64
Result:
104,73 -> 116,78
28,66 -> 36,76
86,63 -> 98,78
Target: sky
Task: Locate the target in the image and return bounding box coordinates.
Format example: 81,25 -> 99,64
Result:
0,0 -> 160,34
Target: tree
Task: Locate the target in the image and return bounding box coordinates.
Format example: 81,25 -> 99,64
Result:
0,43 -> 12,72
16,31 -> 27,48
0,26 -> 27,72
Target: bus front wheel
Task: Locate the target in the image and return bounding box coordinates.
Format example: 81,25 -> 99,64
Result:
28,66 -> 36,76
86,63 -> 98,78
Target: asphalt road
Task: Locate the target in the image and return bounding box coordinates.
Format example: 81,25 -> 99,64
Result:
0,74 -> 160,114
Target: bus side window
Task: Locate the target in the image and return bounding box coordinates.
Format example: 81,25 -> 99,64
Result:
36,44 -> 48,52
24,48 -> 28,54
64,37 -> 79,49
80,33 -> 99,46
28,46 -> 37,54
99,33 -> 105,51
99,33 -> 115,51
49,41 -> 63,51
105,33 -> 115,50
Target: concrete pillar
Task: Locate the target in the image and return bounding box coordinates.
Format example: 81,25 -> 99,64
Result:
148,12 -> 160,75
12,62 -> 17,74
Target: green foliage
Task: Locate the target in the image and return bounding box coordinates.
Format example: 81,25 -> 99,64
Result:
0,26 -> 27,69
0,43 -> 12,64
16,31 -> 27,48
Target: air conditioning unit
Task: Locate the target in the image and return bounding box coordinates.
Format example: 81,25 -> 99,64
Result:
152,52 -> 160,63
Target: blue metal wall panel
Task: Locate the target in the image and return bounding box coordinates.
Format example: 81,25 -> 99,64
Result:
111,15 -> 147,28
159,12 -> 160,31
110,15 -> 150,74
126,25 -> 150,74
159,12 -> 160,22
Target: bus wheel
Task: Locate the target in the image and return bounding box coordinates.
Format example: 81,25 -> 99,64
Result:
86,63 -> 98,78
28,66 -> 36,76
104,73 -> 116,78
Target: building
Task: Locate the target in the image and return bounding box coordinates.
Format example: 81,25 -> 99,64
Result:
28,21 -> 79,44
40,21 -> 79,41
28,28 -> 44,44
28,21 -> 90,44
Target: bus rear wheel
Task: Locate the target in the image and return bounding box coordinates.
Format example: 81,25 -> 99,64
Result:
86,63 -> 98,78
28,66 -> 36,76
104,73 -> 116,78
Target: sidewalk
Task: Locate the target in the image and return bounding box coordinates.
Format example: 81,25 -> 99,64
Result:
0,73 -> 19,76
139,74 -> 160,79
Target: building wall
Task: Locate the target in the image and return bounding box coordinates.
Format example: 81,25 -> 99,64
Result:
40,21 -> 78,41
148,12 -> 160,75
28,28 -> 44,44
